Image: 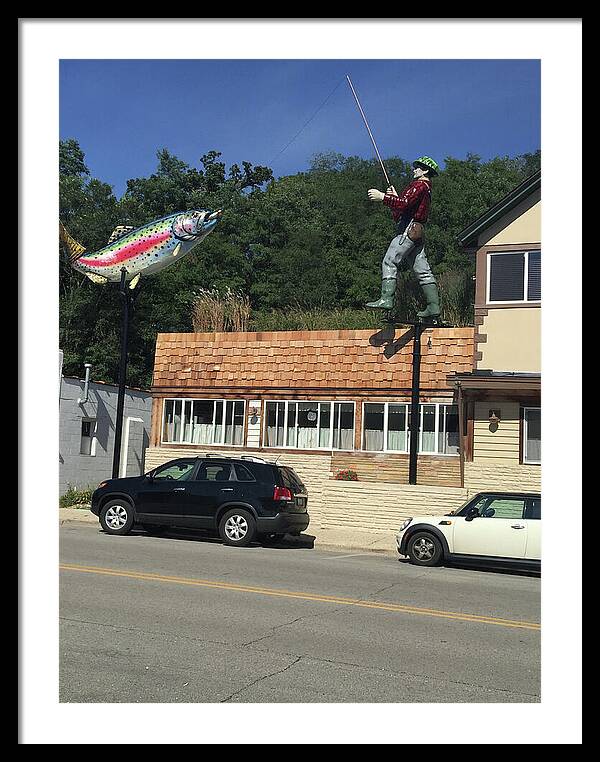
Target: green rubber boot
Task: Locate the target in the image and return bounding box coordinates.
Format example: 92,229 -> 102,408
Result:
365,278 -> 397,310
417,283 -> 441,319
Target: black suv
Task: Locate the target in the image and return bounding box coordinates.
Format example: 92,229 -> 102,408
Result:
90,456 -> 309,547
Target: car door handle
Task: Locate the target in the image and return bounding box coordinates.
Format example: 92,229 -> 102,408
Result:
173,487 -> 186,491
220,488 -> 234,492
511,524 -> 525,529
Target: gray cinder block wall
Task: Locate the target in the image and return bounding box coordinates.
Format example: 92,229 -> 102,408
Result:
59,376 -> 152,495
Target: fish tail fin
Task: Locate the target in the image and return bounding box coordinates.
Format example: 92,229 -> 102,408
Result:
59,221 -> 87,263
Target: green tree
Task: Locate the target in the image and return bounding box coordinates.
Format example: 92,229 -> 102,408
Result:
59,138 -> 540,387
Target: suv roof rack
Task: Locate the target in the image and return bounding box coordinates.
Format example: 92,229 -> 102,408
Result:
201,453 -> 273,465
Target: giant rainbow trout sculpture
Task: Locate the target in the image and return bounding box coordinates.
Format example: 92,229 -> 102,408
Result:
60,208 -> 223,288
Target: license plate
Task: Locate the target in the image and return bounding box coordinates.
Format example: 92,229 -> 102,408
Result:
295,497 -> 305,508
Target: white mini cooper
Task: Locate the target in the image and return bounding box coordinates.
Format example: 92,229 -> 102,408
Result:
396,492 -> 541,570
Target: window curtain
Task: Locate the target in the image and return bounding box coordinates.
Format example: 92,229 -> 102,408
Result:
439,406 -> 459,454
191,424 -> 213,444
387,405 -> 407,451
265,402 -> 284,446
387,430 -> 407,451
172,405 -> 182,442
364,404 -> 384,451
421,406 -> 436,452
298,427 -> 319,449
364,429 -> 384,451
333,427 -> 354,450
298,403 -> 318,448
224,401 -> 234,444
163,400 -> 174,441
191,401 -> 216,444
233,424 -> 244,445
319,403 -> 331,448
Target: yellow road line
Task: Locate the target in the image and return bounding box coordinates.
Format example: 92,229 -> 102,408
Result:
60,563 -> 541,631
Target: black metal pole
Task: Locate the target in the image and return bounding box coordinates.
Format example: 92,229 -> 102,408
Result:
112,268 -> 130,479
408,324 -> 424,485
456,381 -> 465,489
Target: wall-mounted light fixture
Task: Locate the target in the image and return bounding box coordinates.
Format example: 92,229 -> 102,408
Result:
488,409 -> 501,432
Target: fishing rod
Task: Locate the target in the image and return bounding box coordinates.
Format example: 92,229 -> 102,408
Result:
346,74 -> 392,187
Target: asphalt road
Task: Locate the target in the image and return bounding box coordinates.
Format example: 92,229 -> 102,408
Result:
60,523 -> 541,703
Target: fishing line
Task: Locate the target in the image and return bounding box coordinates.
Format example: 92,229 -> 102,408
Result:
266,76 -> 345,168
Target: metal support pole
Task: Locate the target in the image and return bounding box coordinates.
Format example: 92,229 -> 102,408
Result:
112,268 -> 130,479
456,381 -> 465,489
408,324 -> 424,485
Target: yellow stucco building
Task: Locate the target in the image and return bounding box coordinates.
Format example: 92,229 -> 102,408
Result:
452,170 -> 541,493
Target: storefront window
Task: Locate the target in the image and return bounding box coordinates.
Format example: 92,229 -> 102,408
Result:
162,398 -> 245,446
387,404 -> 408,451
363,402 -> 459,455
363,403 -> 385,451
265,401 -> 355,450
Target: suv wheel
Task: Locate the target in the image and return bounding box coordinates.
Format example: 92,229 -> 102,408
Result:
407,531 -> 443,566
100,500 -> 134,536
219,509 -> 256,547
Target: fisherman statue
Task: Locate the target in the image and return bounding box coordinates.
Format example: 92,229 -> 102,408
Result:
365,155 -> 441,321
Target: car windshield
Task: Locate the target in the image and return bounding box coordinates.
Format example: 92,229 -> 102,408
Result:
447,496 -> 475,516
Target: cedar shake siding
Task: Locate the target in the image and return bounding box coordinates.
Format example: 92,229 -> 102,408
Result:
148,328 -> 475,489
152,328 -> 475,395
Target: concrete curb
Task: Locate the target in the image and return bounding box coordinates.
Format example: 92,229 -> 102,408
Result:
60,507 -> 97,524
59,508 -> 398,555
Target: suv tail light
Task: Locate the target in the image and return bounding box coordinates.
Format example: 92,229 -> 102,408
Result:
273,486 -> 293,502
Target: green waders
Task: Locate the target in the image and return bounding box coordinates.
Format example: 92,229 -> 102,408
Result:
365,278 -> 397,310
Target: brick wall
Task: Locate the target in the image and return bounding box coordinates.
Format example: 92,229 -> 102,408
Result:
464,462 -> 541,492
145,446 -> 469,532
320,481 -> 468,531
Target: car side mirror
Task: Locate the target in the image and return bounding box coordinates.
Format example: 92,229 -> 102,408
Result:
465,507 -> 479,522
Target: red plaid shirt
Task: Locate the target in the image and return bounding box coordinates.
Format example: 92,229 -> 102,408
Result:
383,179 -> 431,223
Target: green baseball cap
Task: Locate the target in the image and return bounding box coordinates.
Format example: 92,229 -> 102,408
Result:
413,156 -> 440,176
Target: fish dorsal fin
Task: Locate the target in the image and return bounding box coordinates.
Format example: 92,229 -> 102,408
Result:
107,225 -> 135,245
59,221 -> 87,263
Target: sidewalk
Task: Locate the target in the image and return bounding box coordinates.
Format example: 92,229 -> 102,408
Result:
59,507 -> 398,555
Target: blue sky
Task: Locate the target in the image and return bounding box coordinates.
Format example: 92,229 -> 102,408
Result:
60,59 -> 540,199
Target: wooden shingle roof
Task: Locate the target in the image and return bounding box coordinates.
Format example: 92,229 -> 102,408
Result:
152,328 -> 474,393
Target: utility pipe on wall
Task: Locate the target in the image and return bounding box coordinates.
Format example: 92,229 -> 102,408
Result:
77,363 -> 92,405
